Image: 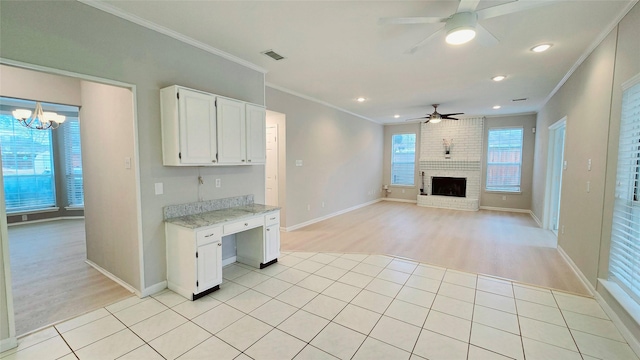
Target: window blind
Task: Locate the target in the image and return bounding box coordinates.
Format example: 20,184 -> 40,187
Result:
610,79 -> 640,302
486,127 -> 523,192
391,133 -> 416,186
62,117 -> 84,207
0,112 -> 56,212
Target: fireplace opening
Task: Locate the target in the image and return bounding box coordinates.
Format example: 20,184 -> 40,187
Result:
432,177 -> 466,197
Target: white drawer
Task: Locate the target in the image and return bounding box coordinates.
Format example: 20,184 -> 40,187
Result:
265,211 -> 280,227
196,227 -> 221,246
223,216 -> 264,235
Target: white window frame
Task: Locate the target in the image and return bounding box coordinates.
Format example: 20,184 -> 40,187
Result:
609,73 -> 640,303
391,133 -> 416,187
485,127 -> 524,193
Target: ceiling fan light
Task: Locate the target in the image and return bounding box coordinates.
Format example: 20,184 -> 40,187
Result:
446,28 -> 476,45
429,118 -> 442,124
444,12 -> 477,45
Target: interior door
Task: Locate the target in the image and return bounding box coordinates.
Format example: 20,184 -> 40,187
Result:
265,125 -> 279,206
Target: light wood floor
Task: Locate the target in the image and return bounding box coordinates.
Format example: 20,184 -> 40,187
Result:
8,219 -> 132,336
281,201 -> 590,295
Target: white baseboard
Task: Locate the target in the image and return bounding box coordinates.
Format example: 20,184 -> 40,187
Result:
556,245 -> 595,296
7,216 -> 85,227
222,256 -> 237,267
0,337 -> 17,353
141,280 -> 167,297
596,280 -> 640,358
479,206 -> 531,213
382,198 -> 417,204
284,199 -> 382,232
85,259 -> 139,296
530,211 -> 543,228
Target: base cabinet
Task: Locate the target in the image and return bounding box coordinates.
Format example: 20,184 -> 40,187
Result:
265,224 -> 280,264
166,223 -> 222,300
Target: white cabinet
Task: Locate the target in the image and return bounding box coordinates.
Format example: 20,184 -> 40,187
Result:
265,224 -> 280,264
160,86 -> 217,166
160,85 -> 266,166
246,104 -> 266,164
216,97 -> 246,164
235,210 -> 280,268
166,223 -> 222,300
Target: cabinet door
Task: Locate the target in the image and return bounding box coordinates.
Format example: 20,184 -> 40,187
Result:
217,97 -> 246,164
264,224 -> 280,263
246,104 -> 266,164
178,88 -> 217,164
196,239 -> 222,293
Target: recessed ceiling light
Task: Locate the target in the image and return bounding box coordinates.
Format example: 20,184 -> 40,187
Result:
394,114 -> 400,119
492,75 -> 506,82
531,44 -> 552,53
493,105 -> 501,109
356,97 -> 366,102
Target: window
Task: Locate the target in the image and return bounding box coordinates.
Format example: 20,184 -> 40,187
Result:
63,117 -> 84,207
486,127 -> 523,192
0,111 -> 56,212
610,78 -> 640,302
391,133 -> 416,186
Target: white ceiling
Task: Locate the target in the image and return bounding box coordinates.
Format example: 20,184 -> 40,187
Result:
98,0 -> 635,124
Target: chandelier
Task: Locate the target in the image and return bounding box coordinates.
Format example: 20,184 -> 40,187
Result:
12,101 -> 66,130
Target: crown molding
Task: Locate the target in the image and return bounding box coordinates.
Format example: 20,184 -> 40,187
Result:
266,82 -> 380,125
541,0 -> 638,108
77,0 -> 267,74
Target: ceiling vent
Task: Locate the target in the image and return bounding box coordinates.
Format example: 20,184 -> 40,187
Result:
261,50 -> 285,61
511,98 -> 528,102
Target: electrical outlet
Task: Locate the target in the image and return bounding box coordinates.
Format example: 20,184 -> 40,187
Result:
154,182 -> 163,195
215,179 -> 221,188
322,201 -> 325,208
588,159 -> 592,171
21,214 -> 27,221
561,225 -> 565,234
502,195 -> 506,200
307,204 -> 311,211
402,189 -> 405,193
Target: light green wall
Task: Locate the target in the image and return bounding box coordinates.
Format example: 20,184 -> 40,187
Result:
266,87 -> 384,228
0,1 -> 265,291
481,114 -> 536,210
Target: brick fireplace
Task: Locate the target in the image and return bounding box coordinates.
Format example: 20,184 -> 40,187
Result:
417,117 -> 484,211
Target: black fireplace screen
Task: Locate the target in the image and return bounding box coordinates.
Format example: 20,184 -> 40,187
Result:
431,177 -> 466,197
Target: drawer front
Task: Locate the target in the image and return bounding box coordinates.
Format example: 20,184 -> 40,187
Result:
223,216 -> 264,235
265,211 -> 280,227
196,227 -> 221,246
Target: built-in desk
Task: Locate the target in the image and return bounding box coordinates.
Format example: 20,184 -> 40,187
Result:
165,204 -> 280,300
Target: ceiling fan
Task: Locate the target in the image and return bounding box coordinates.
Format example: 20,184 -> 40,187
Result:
380,0 -> 557,53
409,104 -> 463,123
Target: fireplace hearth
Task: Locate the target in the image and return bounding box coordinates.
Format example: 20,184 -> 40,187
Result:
431,177 -> 466,197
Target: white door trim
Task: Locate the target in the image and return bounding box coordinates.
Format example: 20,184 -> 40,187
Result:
544,117 -> 567,232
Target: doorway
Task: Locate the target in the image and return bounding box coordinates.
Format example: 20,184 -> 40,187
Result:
265,110 -> 286,226
0,62 -> 142,339
266,124 -> 279,206
545,118 -> 566,236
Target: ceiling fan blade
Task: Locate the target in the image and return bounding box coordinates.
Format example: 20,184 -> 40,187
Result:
442,116 -> 460,120
378,16 -> 447,25
476,0 -> 558,20
405,117 -> 429,122
440,112 -> 464,117
456,0 -> 481,13
475,23 -> 499,46
405,27 -> 445,54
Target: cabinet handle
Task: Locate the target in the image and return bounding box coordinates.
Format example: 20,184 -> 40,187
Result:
242,159 -> 246,162
244,223 -> 248,226
212,160 -> 216,163
267,228 -> 270,232
205,233 -> 215,238
269,217 -> 276,221
248,160 -> 251,162
218,243 -> 222,246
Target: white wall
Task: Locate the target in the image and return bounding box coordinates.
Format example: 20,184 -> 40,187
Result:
265,87 -> 384,228
80,81 -> 140,290
0,1 -> 265,292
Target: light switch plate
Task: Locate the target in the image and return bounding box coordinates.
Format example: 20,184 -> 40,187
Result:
154,182 -> 163,195
124,157 -> 131,169
296,160 -> 303,167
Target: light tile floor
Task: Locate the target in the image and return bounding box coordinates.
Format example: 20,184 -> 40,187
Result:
2,251 -> 638,360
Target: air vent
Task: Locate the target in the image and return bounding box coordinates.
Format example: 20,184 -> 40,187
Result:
261,50 -> 285,61
511,98 -> 528,102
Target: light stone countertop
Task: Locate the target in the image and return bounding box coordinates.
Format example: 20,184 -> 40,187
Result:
164,204 -> 280,229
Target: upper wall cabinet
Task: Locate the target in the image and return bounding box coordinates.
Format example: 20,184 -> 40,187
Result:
161,86 -> 217,166
160,85 -> 266,166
